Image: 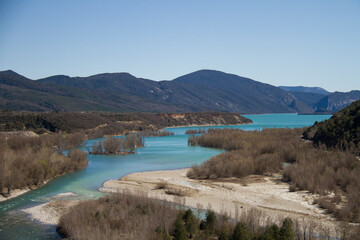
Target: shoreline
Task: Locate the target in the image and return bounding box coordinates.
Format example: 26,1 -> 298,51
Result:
99,168 -> 340,233
22,193 -> 80,225
0,188 -> 31,203
0,180 -> 49,203
165,122 -> 252,129
22,167 -> 349,236
1,122 -> 246,205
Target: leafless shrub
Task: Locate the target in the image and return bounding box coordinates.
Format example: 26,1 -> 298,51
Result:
58,194 -> 178,240
165,188 -> 187,197
0,135 -> 88,195
185,129 -> 206,134
155,180 -> 168,190
140,130 -> 174,137
187,127 -> 360,223
89,134 -> 144,155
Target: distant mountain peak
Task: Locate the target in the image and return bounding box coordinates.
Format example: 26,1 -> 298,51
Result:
173,69 -> 252,84
0,70 -> 22,76
89,72 -> 135,78
279,86 -> 329,95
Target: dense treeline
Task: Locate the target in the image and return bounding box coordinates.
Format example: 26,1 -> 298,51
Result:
0,111 -> 250,137
58,194 -> 356,240
188,128 -> 360,223
185,129 -> 206,134
0,135 -> 88,196
89,134 -> 144,155
304,100 -> 360,151
140,130 -> 175,137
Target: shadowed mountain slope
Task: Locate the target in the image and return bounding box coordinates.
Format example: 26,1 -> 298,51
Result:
313,91 -> 360,113
1,69 -> 357,113
37,69 -> 313,113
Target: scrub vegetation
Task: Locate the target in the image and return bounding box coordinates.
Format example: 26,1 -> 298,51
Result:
89,134 -> 144,155
188,126 -> 360,223
0,134 -> 88,196
140,130 -> 175,137
185,129 -> 207,134
58,193 -> 345,240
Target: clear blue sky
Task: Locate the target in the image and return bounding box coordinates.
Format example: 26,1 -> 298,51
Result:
0,0 -> 359,92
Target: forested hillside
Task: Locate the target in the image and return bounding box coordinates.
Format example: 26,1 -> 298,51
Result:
2,69 -> 358,114
303,100 -> 360,151
0,69 -> 310,114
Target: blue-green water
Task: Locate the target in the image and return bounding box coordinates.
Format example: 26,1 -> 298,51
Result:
0,114 -> 331,239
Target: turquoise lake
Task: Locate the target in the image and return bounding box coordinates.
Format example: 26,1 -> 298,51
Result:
0,114 -> 331,239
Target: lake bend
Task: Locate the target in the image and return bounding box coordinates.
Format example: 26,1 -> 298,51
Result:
0,113 -> 331,239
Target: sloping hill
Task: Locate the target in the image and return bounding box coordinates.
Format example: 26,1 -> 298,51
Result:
0,70 -> 112,111
0,70 -> 192,112
304,100 -> 360,151
171,70 -> 313,113
288,91 -> 327,109
280,86 -> 360,113
38,69 -> 312,114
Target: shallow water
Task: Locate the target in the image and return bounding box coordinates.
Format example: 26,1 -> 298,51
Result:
0,113 -> 331,239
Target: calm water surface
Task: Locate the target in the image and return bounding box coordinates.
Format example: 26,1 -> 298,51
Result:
0,114 -> 331,239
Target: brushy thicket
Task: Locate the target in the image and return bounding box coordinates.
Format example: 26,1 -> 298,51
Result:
187,128 -> 360,223
139,130 -> 175,137
0,135 -> 88,196
187,128 -> 304,178
185,129 -> 207,135
89,134 -> 144,155
57,194 -> 179,240
58,194 -> 356,240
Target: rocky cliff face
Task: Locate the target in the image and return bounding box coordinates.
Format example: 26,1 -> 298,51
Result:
314,91 -> 360,112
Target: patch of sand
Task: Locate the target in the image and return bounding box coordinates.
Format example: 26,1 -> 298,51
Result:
0,188 -> 31,203
99,168 -> 339,231
0,181 -> 49,203
22,193 -> 80,225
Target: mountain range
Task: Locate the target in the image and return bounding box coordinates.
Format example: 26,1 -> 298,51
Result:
0,69 -> 359,114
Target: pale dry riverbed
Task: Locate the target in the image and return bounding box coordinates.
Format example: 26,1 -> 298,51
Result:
22,168 -> 353,237
99,168 -> 341,233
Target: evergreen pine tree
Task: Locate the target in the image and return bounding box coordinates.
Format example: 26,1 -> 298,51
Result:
232,222 -> 252,240
183,209 -> 198,238
205,210 -> 217,233
173,214 -> 187,240
280,218 -> 295,240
